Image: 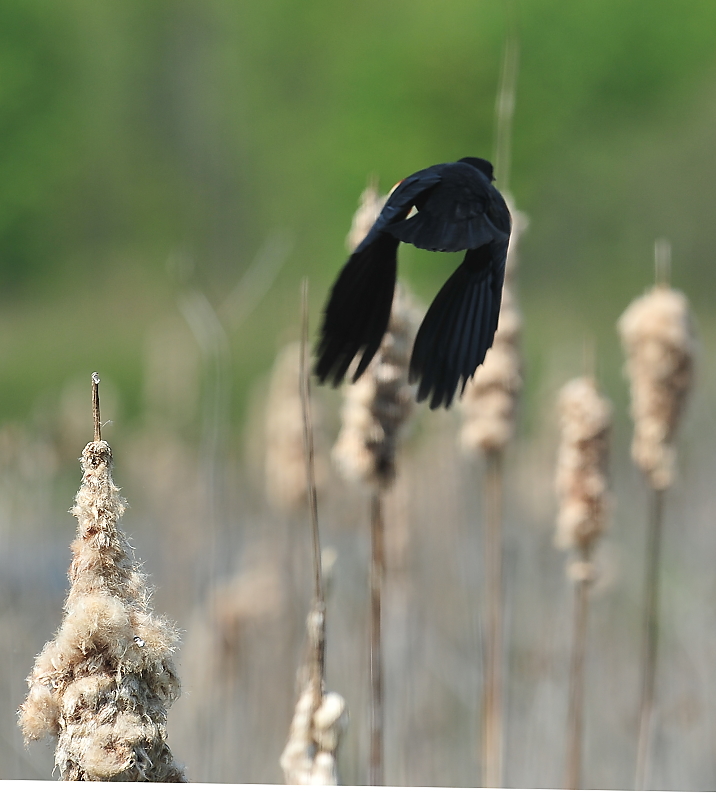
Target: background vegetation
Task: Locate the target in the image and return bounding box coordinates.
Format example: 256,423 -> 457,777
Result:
2,0 -> 716,786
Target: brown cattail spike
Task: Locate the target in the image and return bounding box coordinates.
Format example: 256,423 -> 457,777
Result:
617,284 -> 695,490
459,283 -> 522,455
346,179 -> 387,252
555,376 -> 612,553
332,284 -> 420,490
265,342 -> 327,512
18,418 -> 185,781
460,194 -> 526,456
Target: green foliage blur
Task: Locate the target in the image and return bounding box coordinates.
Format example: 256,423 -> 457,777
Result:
1,0 -> 716,430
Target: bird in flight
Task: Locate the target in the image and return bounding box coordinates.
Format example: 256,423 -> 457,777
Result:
315,157 -> 512,409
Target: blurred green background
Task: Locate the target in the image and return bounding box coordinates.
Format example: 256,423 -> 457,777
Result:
2,0 -> 716,429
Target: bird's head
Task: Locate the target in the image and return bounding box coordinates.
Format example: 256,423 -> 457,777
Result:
459,157 -> 495,182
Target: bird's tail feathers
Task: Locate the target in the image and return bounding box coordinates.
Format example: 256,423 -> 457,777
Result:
409,247 -> 504,409
315,233 -> 398,386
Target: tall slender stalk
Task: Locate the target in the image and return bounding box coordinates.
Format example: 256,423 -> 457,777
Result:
91,372 -> 101,442
331,281 -> 419,786
554,376 -> 612,791
564,547 -> 592,789
634,486 -> 665,790
482,450 -> 504,788
493,10 -> 519,195
280,281 -> 348,786
467,19 -> 521,787
618,259 -> 694,789
370,490 -> 385,786
299,279 -> 325,684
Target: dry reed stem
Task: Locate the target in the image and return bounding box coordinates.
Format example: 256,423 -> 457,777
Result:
279,282 -> 348,785
481,450 -> 504,788
634,486 -> 665,790
554,376 -> 612,790
300,281 -> 325,617
335,194 -> 421,783
369,490 -> 385,786
331,281 -> 419,785
459,196 -> 526,788
565,554 -> 591,790
493,16 -> 519,195
19,375 -> 184,781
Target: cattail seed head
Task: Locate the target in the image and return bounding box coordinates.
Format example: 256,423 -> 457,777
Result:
18,439 -> 185,781
460,283 -> 522,454
554,377 -> 612,553
332,284 -> 420,489
280,603 -> 348,785
503,193 -> 530,283
346,180 -> 387,252
618,285 -> 695,490
280,684 -> 348,785
265,341 -> 327,512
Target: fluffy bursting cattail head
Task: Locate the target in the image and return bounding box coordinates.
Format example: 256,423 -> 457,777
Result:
19,439 -> 185,781
617,284 -> 695,490
280,608 -> 348,785
554,377 -> 612,561
332,284 -> 420,489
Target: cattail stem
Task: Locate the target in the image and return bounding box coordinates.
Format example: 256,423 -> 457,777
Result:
635,486 -> 666,790
369,489 -> 385,786
482,449 -> 504,788
493,10 -> 519,194
564,547 -> 592,789
299,279 -> 325,683
300,281 -> 324,608
280,282 -> 347,786
91,372 -> 101,441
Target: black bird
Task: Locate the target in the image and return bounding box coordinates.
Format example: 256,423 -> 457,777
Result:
315,157 -> 511,409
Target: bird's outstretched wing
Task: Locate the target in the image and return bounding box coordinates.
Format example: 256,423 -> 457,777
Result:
315,169 -> 443,387
315,232 -> 399,386
409,242 -> 507,409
